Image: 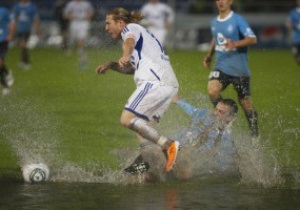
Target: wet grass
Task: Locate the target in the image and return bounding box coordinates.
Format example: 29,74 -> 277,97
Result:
0,47 -> 299,180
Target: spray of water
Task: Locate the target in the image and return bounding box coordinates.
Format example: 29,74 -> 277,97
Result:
1,94 -> 299,187
0,97 -> 154,184
0,98 -> 62,168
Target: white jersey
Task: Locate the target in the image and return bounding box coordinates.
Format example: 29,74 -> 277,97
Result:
64,0 -> 94,23
121,23 -> 178,88
140,2 -> 174,30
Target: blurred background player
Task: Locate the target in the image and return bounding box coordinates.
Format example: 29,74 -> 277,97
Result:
96,7 -> 180,173
64,0 -> 94,70
140,0 -> 175,47
54,0 -> 69,52
0,5 -> 16,96
286,0 -> 300,65
203,0 -> 259,138
12,0 -> 39,70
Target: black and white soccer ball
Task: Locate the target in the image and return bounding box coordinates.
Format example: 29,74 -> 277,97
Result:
22,163 -> 50,183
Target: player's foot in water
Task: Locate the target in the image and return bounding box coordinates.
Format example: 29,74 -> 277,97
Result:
124,154 -> 150,174
165,141 -> 180,172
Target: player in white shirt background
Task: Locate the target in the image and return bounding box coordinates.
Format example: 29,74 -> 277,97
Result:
64,0 -> 94,69
95,7 -> 180,173
140,0 -> 175,47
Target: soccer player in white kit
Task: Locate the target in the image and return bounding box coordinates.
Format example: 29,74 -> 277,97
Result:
64,0 -> 94,69
96,7 -> 180,172
140,0 -> 174,46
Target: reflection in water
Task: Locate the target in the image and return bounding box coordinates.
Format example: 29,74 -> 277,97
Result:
0,181 -> 299,209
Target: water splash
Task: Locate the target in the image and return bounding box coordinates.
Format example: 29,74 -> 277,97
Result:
0,94 -> 298,188
234,133 -> 284,187
0,98 -> 62,168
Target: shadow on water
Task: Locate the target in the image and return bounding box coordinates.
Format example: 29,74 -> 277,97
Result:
1,95 -> 300,209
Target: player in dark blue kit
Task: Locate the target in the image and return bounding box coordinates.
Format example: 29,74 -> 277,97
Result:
12,0 -> 39,70
286,0 -> 300,65
0,6 -> 16,96
203,0 -> 259,138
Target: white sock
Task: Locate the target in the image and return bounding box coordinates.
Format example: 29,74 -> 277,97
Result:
129,118 -> 167,147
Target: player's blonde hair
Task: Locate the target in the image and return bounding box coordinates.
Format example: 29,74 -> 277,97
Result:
107,7 -> 143,23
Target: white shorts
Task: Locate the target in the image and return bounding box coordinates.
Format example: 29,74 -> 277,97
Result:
125,82 -> 178,122
69,21 -> 90,41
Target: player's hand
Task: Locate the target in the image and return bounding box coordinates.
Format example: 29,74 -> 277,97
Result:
224,38 -> 236,51
203,55 -> 212,68
95,63 -> 110,74
119,55 -> 130,68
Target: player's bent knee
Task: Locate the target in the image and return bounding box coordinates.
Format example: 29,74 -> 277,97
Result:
120,117 -> 131,127
120,111 -> 137,127
208,88 -> 220,99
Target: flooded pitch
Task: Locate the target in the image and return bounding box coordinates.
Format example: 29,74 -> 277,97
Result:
1,95 -> 299,209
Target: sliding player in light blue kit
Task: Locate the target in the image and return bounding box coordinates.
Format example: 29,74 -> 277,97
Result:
203,0 -> 259,138
124,95 -> 239,180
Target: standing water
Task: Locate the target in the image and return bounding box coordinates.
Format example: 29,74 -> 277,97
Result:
0,94 -> 299,209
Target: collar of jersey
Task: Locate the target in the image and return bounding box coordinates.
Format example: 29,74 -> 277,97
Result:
217,11 -> 233,22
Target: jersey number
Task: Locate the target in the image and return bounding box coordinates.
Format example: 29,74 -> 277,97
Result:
209,71 -> 220,79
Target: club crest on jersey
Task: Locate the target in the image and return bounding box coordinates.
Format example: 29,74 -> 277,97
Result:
217,33 -> 227,45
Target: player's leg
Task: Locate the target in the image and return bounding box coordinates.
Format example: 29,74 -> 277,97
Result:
292,44 -> 300,65
124,123 -> 158,174
75,22 -> 89,69
76,38 -> 87,69
239,96 -> 259,138
120,110 -> 172,148
60,20 -> 69,51
234,77 -> 259,138
0,42 -> 11,95
123,135 -> 154,175
18,32 -> 31,70
121,83 -> 180,172
207,70 -> 226,107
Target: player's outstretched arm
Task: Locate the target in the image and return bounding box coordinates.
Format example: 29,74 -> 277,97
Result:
96,62 -> 135,75
203,38 -> 215,68
225,37 -> 257,50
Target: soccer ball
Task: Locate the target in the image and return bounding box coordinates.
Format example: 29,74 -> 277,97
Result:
22,163 -> 50,183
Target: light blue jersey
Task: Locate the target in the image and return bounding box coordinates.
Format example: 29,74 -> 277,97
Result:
0,7 -> 11,42
287,8 -> 300,44
174,100 -> 237,171
174,100 -> 233,150
12,1 -> 38,33
211,11 -> 256,77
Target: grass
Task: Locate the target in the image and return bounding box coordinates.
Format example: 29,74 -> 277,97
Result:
0,46 -> 299,179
